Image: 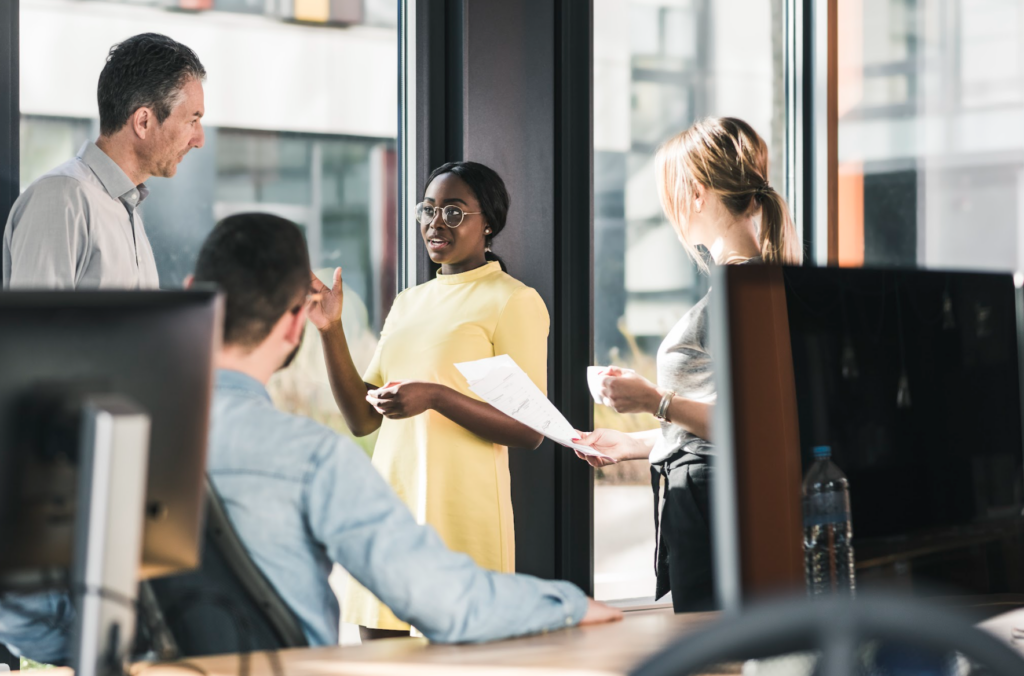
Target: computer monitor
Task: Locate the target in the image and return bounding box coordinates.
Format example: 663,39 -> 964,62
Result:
711,266 -> 1024,611
0,290 -> 221,581
0,291 -> 221,676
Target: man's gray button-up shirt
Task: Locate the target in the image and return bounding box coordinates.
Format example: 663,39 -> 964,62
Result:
2,140 -> 160,289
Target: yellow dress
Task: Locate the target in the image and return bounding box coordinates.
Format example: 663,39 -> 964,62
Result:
341,261 -> 550,630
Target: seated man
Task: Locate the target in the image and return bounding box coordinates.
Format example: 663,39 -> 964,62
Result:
0,213 -> 619,664
189,212 -> 620,645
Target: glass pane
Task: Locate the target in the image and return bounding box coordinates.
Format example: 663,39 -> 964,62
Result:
837,0 -> 1024,270
19,0 -> 397,643
593,0 -> 786,602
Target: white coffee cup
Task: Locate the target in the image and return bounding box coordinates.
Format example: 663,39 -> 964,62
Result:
587,365 -> 634,406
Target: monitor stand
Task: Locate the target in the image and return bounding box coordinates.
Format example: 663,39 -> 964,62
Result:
69,395 -> 150,676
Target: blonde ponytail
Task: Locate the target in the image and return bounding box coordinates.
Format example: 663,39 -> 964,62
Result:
756,187 -> 802,265
655,117 -> 802,271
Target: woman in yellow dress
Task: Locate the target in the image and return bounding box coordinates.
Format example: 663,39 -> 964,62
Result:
306,161 -> 550,640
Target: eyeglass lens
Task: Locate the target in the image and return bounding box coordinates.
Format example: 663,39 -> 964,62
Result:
416,203 -> 465,227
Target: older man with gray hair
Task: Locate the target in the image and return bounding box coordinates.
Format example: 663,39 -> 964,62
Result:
2,32 -> 206,289
0,33 -> 206,666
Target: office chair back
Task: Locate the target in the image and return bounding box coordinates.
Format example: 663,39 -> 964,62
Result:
147,478 -> 309,657
631,595 -> 1024,676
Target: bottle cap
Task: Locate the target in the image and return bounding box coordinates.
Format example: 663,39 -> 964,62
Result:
813,445 -> 831,458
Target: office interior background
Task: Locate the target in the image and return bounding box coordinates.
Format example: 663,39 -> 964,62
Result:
7,0 -> 1024,641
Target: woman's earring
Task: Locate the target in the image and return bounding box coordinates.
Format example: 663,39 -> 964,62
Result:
485,228 -> 492,235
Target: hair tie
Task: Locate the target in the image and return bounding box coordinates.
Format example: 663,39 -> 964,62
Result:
755,181 -> 772,197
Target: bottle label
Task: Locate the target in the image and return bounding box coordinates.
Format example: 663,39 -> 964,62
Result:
803,492 -> 850,527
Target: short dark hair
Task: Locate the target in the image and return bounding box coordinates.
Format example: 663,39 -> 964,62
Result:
424,161 -> 511,271
97,33 -> 206,136
194,214 -> 310,348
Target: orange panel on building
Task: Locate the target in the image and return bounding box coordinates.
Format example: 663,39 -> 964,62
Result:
177,0 -> 213,9
838,164 -> 865,267
295,0 -> 330,23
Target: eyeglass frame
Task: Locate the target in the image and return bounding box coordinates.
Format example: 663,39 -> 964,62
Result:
415,201 -> 483,228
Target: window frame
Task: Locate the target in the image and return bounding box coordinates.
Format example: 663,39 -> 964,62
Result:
807,0 -> 838,266
0,0 -> 18,276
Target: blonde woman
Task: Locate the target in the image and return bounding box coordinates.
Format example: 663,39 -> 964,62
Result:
575,117 -> 802,612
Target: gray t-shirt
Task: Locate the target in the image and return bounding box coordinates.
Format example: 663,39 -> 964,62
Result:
649,257 -> 761,465
2,140 -> 160,290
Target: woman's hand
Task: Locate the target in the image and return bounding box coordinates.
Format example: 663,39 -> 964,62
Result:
573,428 -> 649,468
367,381 -> 439,419
306,267 -> 343,332
599,366 -> 661,415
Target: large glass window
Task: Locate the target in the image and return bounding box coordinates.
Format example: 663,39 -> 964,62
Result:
836,0 -> 1024,270
592,0 -> 785,601
19,0 -> 398,643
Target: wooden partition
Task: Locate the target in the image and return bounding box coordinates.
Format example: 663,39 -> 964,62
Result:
712,265 -> 806,606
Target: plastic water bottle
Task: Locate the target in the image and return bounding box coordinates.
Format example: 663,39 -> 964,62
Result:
802,445 -> 856,596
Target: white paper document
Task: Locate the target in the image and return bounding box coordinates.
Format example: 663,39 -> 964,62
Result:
455,355 -> 613,460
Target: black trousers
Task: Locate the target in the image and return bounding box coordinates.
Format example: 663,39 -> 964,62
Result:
652,453 -> 717,613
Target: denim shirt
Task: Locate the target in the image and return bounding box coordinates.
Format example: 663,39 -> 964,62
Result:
0,369 -> 588,662
208,369 -> 588,645
0,591 -> 73,664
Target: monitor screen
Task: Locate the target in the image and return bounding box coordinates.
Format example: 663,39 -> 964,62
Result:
0,291 -> 221,582
782,267 -> 1024,591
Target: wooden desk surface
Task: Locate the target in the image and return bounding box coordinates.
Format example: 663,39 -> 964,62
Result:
160,610 -> 721,676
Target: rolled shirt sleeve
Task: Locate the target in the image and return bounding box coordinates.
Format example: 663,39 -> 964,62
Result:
3,178 -> 92,289
305,436 -> 589,643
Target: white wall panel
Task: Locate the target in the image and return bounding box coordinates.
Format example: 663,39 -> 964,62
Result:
21,0 -> 397,137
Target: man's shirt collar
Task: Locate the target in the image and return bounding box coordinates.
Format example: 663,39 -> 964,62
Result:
215,368 -> 273,403
78,140 -> 149,210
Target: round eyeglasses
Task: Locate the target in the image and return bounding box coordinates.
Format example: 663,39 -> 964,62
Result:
415,202 -> 482,228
